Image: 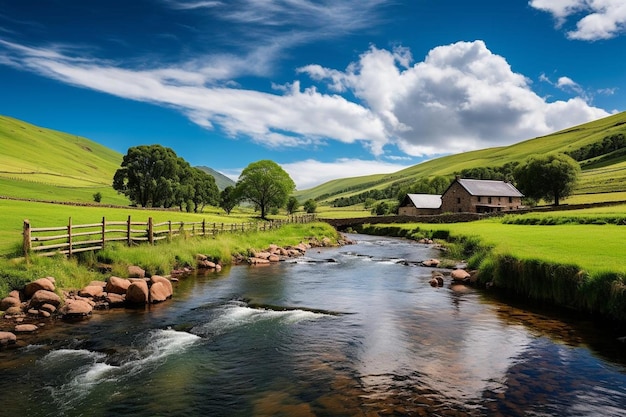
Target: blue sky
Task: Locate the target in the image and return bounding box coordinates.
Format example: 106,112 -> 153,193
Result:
1,0 -> 625,189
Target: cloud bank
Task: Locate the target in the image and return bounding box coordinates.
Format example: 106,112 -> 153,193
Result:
530,0 -> 626,40
0,38 -> 609,163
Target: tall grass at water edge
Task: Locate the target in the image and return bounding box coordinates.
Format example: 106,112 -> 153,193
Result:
356,218 -> 626,321
0,223 -> 340,298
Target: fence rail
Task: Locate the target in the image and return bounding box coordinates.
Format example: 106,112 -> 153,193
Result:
23,214 -> 317,258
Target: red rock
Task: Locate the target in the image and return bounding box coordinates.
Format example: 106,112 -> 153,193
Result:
79,285 -> 104,298
126,280 -> 149,304
268,255 -> 280,262
451,269 -> 471,282
127,265 -> 145,278
149,282 -> 169,303
4,306 -> 23,315
59,299 -> 93,317
254,251 -> 271,259
422,259 -> 441,267
150,276 -> 173,298
14,324 -> 38,333
87,280 -> 106,288
0,331 -> 17,346
249,257 -> 270,265
29,290 -> 61,308
0,296 -> 21,311
105,276 -> 131,294
8,290 -> 22,301
105,293 -> 125,306
24,278 -> 55,298
40,303 -> 57,314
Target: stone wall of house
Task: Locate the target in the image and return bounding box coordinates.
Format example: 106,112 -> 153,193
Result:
398,206 -> 440,216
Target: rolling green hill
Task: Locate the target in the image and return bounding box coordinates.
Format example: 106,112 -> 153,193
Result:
296,111 -> 626,205
0,115 -> 129,205
0,115 -> 235,204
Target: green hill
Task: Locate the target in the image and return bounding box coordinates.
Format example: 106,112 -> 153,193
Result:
0,115 -> 235,204
296,111 -> 626,205
196,166 -> 236,190
0,115 -> 129,205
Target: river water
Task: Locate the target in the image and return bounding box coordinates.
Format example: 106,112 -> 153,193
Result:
1,234 -> 626,416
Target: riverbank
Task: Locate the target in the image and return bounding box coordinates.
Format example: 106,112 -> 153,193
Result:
353,221 -> 626,323
0,222 -> 345,345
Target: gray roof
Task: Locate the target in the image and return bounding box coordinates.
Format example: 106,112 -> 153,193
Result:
405,194 -> 442,209
457,179 -> 524,197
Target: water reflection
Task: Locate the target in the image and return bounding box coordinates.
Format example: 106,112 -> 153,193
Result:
1,234 -> 625,416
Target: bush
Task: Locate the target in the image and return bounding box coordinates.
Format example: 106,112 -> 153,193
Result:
93,192 -> 102,203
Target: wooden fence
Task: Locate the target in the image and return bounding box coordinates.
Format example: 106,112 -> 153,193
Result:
23,214 -> 317,258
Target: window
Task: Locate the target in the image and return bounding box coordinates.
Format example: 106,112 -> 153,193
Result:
488,197 -> 492,204
457,197 -> 461,204
478,196 -> 482,202
509,197 -> 513,203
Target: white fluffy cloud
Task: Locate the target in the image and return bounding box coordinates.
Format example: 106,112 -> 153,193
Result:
0,39 -> 610,160
301,40 -> 609,156
282,159 -> 411,190
530,0 -> 626,40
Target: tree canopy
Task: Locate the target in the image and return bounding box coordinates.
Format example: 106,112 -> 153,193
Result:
514,153 -> 580,206
236,160 -> 295,219
219,186 -> 239,215
113,144 -> 218,211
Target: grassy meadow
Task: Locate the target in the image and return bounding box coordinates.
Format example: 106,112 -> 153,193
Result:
0,198 -> 258,257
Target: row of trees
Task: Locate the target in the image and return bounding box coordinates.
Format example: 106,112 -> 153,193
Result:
113,146 -> 315,218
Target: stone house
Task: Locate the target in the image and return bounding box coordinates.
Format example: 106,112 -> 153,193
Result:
398,178 -> 524,215
398,194 -> 442,216
439,178 -> 524,213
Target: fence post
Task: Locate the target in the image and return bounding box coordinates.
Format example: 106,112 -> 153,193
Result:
102,217 -> 106,249
202,219 -> 206,236
168,220 -> 173,240
68,217 -> 73,257
148,217 -> 154,244
23,219 -> 31,258
127,215 -> 132,246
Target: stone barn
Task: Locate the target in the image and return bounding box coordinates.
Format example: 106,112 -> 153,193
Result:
398,194 -> 442,216
440,178 -> 524,213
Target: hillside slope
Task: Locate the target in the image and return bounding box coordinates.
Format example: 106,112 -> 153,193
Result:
297,111 -> 626,204
196,166 -> 236,190
0,115 -> 234,204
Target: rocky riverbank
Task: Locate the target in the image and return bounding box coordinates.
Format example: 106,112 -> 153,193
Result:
0,235 -> 353,348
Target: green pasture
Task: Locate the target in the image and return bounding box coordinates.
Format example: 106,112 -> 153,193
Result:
374,217 -> 626,275
0,199 -> 256,256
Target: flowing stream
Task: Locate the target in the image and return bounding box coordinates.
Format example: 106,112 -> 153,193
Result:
1,234 -> 625,416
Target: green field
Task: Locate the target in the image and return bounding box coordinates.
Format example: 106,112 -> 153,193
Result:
0,199 -> 256,256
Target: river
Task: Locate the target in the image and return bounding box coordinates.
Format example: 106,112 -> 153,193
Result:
1,234 -> 625,416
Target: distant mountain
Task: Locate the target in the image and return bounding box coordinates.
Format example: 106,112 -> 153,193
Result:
196,166 -> 236,190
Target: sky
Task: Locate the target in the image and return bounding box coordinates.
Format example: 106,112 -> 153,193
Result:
0,0 -> 625,190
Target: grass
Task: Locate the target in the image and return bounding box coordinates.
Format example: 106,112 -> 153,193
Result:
0,222 -> 340,297
356,211 -> 626,320
363,218 -> 626,274
0,199 -> 259,257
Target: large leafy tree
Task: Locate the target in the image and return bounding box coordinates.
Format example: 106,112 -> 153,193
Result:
113,145 -> 181,207
113,145 -> 219,210
514,153 -> 580,206
236,160 -> 296,219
